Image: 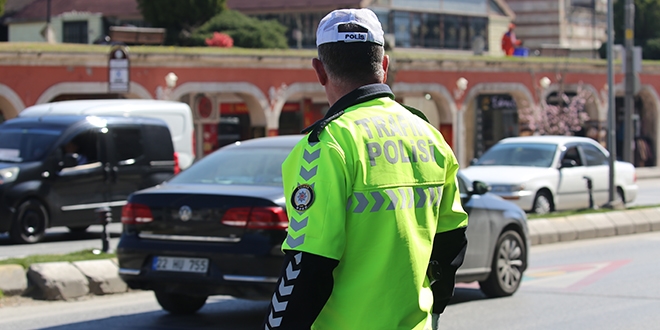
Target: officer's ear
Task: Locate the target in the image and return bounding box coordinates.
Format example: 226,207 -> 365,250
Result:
382,54 -> 389,84
312,58 -> 328,86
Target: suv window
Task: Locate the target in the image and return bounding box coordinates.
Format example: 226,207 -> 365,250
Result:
112,127 -> 143,162
581,143 -> 608,166
62,130 -> 99,165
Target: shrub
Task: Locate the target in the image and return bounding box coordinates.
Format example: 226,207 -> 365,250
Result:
190,10 -> 287,49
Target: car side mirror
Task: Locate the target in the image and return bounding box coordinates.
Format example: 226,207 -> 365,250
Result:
472,181 -> 490,195
560,159 -> 577,169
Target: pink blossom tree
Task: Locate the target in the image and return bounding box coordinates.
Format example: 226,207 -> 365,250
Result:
519,85 -> 591,136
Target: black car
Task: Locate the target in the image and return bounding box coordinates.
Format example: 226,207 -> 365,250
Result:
0,115 -> 175,243
117,135 -> 529,314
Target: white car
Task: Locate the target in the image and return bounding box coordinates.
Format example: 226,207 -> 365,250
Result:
462,136 -> 638,214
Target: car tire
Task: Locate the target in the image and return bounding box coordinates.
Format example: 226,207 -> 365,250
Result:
10,199 -> 49,244
532,190 -> 553,214
154,291 -> 208,314
616,187 -> 625,205
479,230 -> 526,298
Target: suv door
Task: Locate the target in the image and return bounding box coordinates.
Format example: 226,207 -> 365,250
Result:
106,125 -> 145,220
49,128 -> 109,227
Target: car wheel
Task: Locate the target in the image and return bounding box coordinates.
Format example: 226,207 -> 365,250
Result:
154,291 -> 208,314
532,191 -> 552,214
67,226 -> 90,233
616,187 -> 625,205
479,230 -> 526,298
10,199 -> 49,244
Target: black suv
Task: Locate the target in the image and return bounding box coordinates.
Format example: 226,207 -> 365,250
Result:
0,115 -> 176,243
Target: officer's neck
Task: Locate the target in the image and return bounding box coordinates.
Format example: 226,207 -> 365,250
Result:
325,79 -> 381,106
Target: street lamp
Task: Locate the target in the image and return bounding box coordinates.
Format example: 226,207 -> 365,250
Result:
165,72 -> 178,89
157,72 -> 178,100
454,77 -> 468,99
539,76 -> 551,90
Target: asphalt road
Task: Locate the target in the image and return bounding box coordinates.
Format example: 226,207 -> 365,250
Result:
1,178 -> 659,260
1,231 -> 659,329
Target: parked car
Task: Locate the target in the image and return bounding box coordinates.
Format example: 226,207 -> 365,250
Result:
462,136 -> 638,214
19,99 -> 195,171
117,135 -> 529,314
0,115 -> 176,243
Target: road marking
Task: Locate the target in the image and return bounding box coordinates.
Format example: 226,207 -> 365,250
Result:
522,259 -> 631,291
455,260 -> 631,292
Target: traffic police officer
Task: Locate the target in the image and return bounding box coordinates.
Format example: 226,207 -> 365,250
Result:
263,8 -> 468,330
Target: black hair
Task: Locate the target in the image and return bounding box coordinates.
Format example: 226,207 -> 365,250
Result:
317,23 -> 385,86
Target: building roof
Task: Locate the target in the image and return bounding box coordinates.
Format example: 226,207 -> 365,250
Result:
9,0 -> 142,22
226,0 -> 366,14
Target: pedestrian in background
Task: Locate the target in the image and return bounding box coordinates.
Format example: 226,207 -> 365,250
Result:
262,8 -> 468,330
502,23 -> 523,56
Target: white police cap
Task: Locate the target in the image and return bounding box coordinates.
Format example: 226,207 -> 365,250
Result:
316,8 -> 385,47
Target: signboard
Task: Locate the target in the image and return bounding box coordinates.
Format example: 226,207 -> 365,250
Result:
108,46 -> 130,93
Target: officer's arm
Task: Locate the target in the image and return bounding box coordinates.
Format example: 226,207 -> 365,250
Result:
263,138 -> 350,329
428,158 -> 468,314
264,250 -> 339,329
429,227 -> 467,314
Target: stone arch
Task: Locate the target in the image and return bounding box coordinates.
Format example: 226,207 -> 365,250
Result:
36,82 -> 152,104
0,84 -> 26,120
391,83 -> 457,125
637,85 -> 660,166
272,82 -> 326,132
460,82 -> 535,167
172,82 -> 268,128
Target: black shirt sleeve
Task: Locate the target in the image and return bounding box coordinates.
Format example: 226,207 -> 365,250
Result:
428,226 -> 468,314
263,250 -> 339,329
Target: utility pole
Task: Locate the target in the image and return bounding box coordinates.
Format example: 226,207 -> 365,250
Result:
606,0 -> 616,205
623,0 -> 635,163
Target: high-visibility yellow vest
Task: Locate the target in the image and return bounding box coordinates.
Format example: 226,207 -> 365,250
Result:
282,95 -> 468,330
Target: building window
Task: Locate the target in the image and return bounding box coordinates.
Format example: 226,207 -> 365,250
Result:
63,21 -> 88,44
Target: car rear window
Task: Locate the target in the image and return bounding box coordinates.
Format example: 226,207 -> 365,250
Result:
169,147 -> 291,186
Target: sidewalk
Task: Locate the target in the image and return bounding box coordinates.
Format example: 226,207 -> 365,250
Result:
527,207 -> 660,245
634,166 -> 660,180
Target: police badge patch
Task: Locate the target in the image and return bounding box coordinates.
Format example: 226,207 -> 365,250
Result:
291,184 -> 315,211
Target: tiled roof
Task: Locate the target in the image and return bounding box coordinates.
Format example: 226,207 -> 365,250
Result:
227,0 -> 365,13
10,0 -> 142,22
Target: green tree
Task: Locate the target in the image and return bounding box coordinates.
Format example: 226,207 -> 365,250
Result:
0,0 -> 6,17
190,10 -> 288,49
610,0 -> 660,59
136,0 -> 226,45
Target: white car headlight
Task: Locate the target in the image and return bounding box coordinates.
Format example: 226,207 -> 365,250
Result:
490,184 -> 525,193
0,167 -> 19,185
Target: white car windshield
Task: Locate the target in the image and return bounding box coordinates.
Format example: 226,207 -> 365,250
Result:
475,143 -> 557,167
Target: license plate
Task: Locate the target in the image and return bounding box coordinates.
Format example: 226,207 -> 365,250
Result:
152,256 -> 209,274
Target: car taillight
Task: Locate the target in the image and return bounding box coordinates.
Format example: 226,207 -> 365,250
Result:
221,207 -> 288,230
121,203 -> 154,224
173,152 -> 180,174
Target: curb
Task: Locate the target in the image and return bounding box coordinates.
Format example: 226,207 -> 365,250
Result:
528,207 -> 660,245
0,258 -> 127,300
1,207 -> 660,300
